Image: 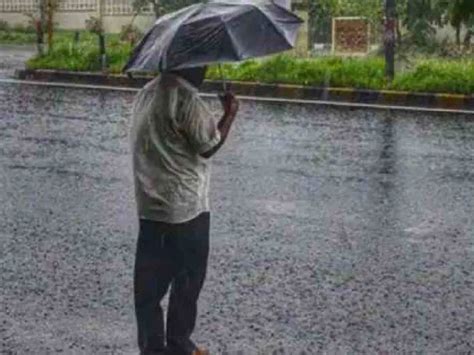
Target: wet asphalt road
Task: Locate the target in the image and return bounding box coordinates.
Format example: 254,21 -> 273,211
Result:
0,44 -> 34,79
1,47 -> 474,354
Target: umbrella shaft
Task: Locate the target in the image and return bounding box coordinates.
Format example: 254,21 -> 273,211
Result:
218,64 -> 228,92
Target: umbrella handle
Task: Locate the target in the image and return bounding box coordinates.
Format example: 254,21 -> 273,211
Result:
218,64 -> 228,93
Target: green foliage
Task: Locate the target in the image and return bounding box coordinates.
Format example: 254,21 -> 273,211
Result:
309,0 -> 473,51
391,59 -> 474,94
448,0 -> 474,45
208,55 -> 386,89
0,20 -> 10,32
397,0 -> 445,47
0,30 -> 36,44
27,32 -> 130,72
12,23 -> 36,33
25,35 -> 474,95
0,20 -> 36,44
397,0 -> 474,48
207,55 -> 472,94
449,0 -> 474,28
85,17 -> 104,35
120,24 -> 143,45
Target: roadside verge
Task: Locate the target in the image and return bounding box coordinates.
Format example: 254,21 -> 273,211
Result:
16,69 -> 474,112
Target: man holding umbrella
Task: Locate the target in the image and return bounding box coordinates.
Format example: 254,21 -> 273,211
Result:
126,1 -> 302,354
130,66 -> 238,355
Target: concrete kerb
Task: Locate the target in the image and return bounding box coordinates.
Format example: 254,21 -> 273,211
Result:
15,69 -> 474,112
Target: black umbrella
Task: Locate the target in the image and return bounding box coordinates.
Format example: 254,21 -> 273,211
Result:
123,0 -> 303,73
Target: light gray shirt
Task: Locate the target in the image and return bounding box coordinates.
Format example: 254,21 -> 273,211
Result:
130,74 -> 221,224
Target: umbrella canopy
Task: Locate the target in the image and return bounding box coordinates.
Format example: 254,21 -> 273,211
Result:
123,0 -> 303,73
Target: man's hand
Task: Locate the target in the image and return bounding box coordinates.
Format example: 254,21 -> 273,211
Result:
219,92 -> 239,116
200,92 -> 239,159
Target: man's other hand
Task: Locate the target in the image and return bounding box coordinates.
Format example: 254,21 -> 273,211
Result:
219,92 -> 239,116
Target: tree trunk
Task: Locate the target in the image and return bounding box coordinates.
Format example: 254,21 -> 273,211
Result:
36,29 -> 44,56
46,0 -> 54,53
308,0 -> 332,47
74,31 -> 80,45
455,24 -> 461,46
99,33 -> 107,71
384,0 -> 396,81
153,0 -> 162,19
37,0 -> 46,56
396,15 -> 402,47
464,29 -> 472,47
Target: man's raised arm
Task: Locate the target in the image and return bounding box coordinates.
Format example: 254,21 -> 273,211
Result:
200,92 -> 239,159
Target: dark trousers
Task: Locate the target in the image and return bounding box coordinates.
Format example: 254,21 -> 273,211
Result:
134,212 -> 210,355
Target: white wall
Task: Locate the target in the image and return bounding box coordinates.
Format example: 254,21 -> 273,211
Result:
0,12 -> 155,33
103,15 -> 155,33
0,12 -> 30,27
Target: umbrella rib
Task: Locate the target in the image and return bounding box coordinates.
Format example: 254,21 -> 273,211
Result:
221,9 -> 253,61
161,3 -> 204,71
254,4 -> 303,46
216,1 -> 291,43
222,4 -> 292,61
124,4 -> 202,72
256,9 -> 291,46
123,26 -> 155,72
223,24 -> 242,61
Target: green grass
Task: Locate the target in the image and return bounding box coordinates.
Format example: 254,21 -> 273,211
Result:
207,55 -> 387,90
23,32 -> 474,95
207,55 -> 473,95
27,32 -> 130,73
0,30 -> 36,44
391,59 -> 474,95
0,29 -> 116,45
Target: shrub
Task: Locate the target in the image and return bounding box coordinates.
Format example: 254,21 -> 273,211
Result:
207,55 -> 387,90
120,24 -> 142,45
0,30 -> 36,44
12,23 -> 28,33
25,37 -> 474,95
27,33 -> 131,73
0,20 -> 9,32
391,59 -> 474,94
85,17 -> 104,35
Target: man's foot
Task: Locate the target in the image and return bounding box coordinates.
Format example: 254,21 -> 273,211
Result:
192,348 -> 209,355
164,345 -> 209,355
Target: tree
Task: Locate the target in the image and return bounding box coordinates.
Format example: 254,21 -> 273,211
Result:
24,4 -> 45,55
396,0 -> 445,47
132,0 -> 201,19
308,0 -> 337,45
395,0 -> 473,49
24,0 -> 59,55
448,0 -> 474,46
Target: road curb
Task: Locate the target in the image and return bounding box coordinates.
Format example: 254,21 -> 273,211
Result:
15,69 -> 474,111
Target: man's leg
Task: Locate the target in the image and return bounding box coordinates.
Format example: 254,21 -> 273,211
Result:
134,219 -> 178,355
166,212 -> 210,355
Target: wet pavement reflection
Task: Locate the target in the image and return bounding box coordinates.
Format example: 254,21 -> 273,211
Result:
1,53 -> 474,354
